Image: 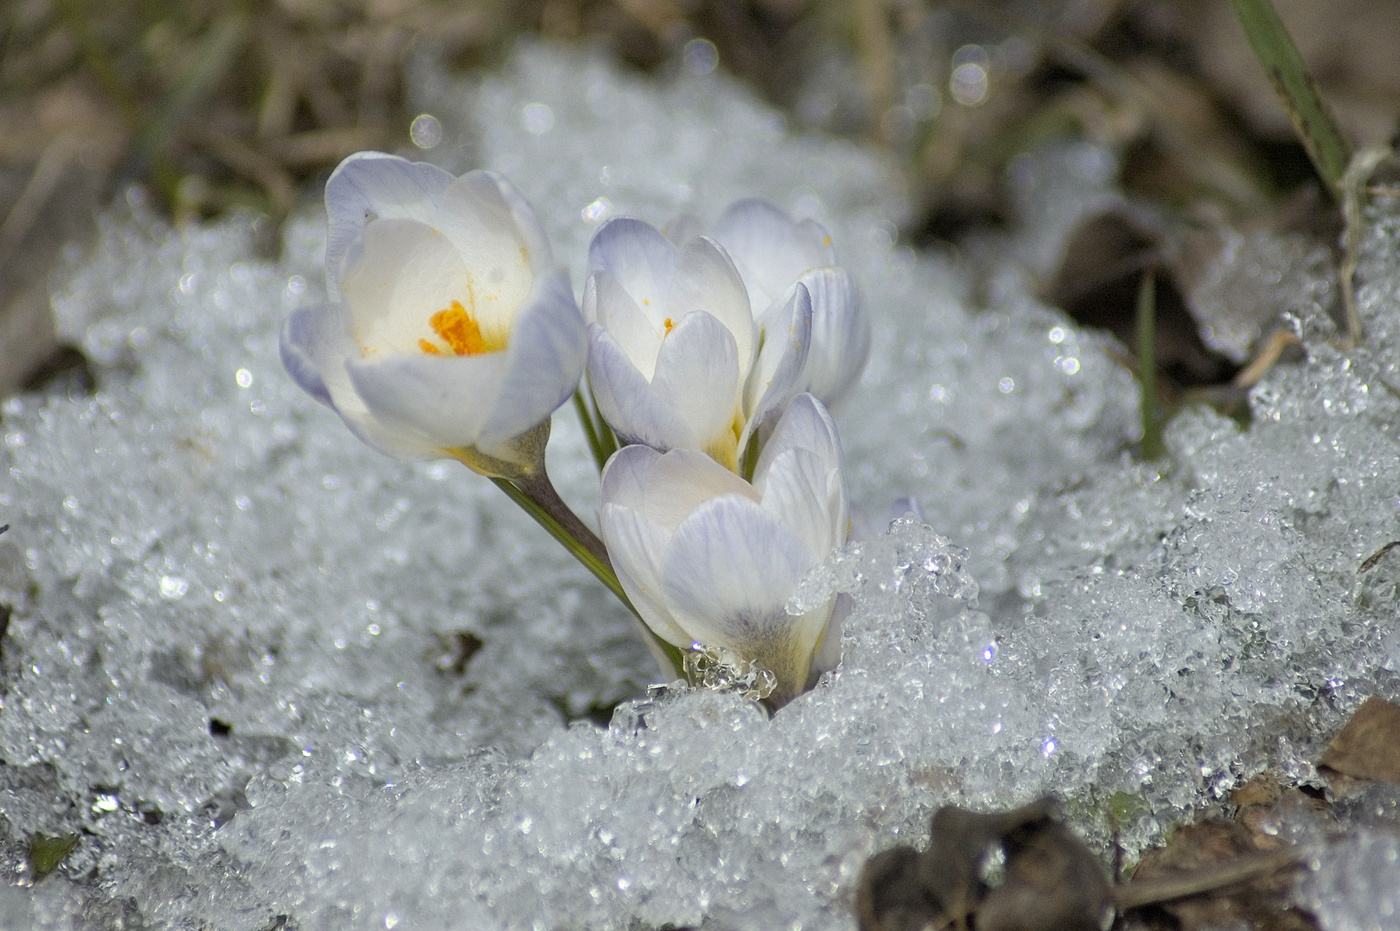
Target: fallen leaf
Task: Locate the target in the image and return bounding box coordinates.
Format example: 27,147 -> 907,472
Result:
29,832 -> 79,879
857,797 -> 1112,931
1318,696 -> 1400,787
1127,820 -> 1313,931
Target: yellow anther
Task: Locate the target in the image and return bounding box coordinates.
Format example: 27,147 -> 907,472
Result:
421,300 -> 505,356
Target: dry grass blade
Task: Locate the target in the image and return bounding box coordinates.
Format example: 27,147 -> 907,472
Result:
1338,146 -> 1396,347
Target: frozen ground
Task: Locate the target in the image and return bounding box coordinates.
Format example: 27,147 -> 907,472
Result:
1,43 -> 1399,930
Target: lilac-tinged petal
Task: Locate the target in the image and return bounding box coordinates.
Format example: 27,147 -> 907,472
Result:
455,170 -> 554,275
758,447 -> 841,558
798,267 -> 868,405
333,407 -> 444,461
757,393 -> 848,545
324,152 -> 455,297
600,445 -> 746,649
477,270 -> 586,450
588,218 -> 677,311
663,213 -> 704,245
588,325 -> 697,452
650,311 -> 741,452
661,495 -> 825,695
346,351 -> 509,450
280,304 -> 339,409
432,173 -> 549,334
754,393 -> 843,486
585,271 -> 664,377
795,218 -> 835,259
670,237 -> 754,374
637,448 -> 756,533
808,593 -> 847,679
714,198 -> 834,311
600,444 -> 663,513
280,299 -> 441,459
599,502 -> 691,647
741,282 -> 812,452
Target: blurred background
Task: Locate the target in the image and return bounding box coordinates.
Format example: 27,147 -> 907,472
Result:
3,0 -> 1397,410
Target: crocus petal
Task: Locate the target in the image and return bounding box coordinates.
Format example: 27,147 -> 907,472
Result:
650,311 -> 741,454
432,172 -> 550,335
476,270 -> 586,451
584,271 -> 663,379
446,170 -> 554,275
324,152 -> 455,297
588,218 -> 678,315
755,393 -> 847,544
753,393 -> 844,485
741,282 -> 813,453
599,443 -> 663,512
290,155 -> 585,467
757,447 -> 841,559
339,217 -> 468,355
600,445 -> 749,649
796,267 -> 868,405
635,448 -> 756,532
280,304 -> 339,409
669,237 -> 754,377
808,593 -> 848,680
346,351 -> 509,450
661,495 -> 824,696
588,325 -> 698,451
280,302 -> 443,460
600,501 -> 692,648
714,198 -> 834,312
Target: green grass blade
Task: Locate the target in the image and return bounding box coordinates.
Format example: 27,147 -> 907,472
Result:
1136,269 -> 1166,461
131,14 -> 248,172
1228,0 -> 1353,195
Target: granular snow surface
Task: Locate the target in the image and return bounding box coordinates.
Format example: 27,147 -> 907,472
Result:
1,44 -> 1399,930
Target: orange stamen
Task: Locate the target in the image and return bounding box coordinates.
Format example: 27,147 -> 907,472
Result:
663,317 -> 675,334
425,300 -> 492,356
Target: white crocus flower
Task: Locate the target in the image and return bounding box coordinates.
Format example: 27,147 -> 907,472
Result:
599,394 -> 848,706
713,198 -> 869,406
281,152 -> 585,478
583,217 -> 813,474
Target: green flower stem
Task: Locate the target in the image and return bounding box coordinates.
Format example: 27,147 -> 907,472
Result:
1228,0 -> 1353,196
591,387 -> 620,463
572,389 -> 608,473
495,472 -> 618,599
740,432 -> 760,484
489,472 -> 687,678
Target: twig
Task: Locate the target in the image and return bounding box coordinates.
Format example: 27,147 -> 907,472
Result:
1232,329 -> 1301,388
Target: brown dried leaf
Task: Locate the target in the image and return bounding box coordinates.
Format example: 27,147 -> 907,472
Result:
1128,820 -> 1314,931
857,797 -> 1112,931
977,817 -> 1112,931
855,845 -> 941,931
1318,696 -> 1400,787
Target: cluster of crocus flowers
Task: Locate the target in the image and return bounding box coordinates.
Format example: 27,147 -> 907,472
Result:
282,151 -> 867,707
